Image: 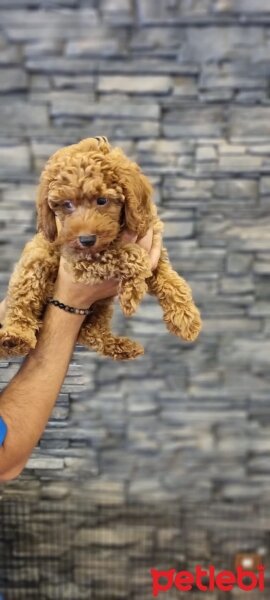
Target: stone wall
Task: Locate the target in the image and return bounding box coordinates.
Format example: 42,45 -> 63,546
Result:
1,0 -> 270,596
1,496 -> 270,599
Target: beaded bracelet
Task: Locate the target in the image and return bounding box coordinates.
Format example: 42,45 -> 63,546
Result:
48,298 -> 93,316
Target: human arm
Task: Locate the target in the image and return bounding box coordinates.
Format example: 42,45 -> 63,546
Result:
0,278 -> 118,481
0,228 -> 161,481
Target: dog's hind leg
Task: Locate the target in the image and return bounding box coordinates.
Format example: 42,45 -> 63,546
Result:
0,233 -> 59,358
78,298 -> 144,360
147,248 -> 202,342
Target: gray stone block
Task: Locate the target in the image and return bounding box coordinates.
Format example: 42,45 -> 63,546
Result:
163,218 -> 194,239
26,56 -> 94,73
202,317 -> 260,335
220,275 -> 254,294
24,40 -> 62,57
0,102 -> 48,130
0,144 -> 30,172
50,405 -> 69,421
249,301 -> 270,316
223,339 -> 270,369
127,396 -> 157,415
128,478 -> 170,501
137,138 -> 194,154
51,74 -> 95,90
51,118 -> 159,139
236,0 -> 270,12
2,183 -> 36,203
196,145 -> 217,161
4,9 -> 99,42
163,106 -> 224,138
64,457 -> 97,473
130,26 -> 182,55
0,47 -> 21,65
163,176 -> 213,202
98,75 -> 172,94
26,457 -> 65,470
260,176 -> 270,195
200,62 -> 267,92
218,155 -> 262,174
41,582 -> 90,600
249,457 -> 270,474
99,58 -> 199,75
40,440 -> 69,450
75,524 -> 153,547
172,76 -> 197,98
0,68 -> 27,93
182,26 -> 263,62
30,74 -> 51,91
50,99 -> 159,120
235,89 -> 268,103
66,38 -> 121,58
81,479 -> 125,505
226,219 -> 270,251
230,106 -> 270,140
253,261 -> 270,275
137,0 -> 213,23
226,252 -> 252,275
214,178 -> 257,200
101,0 -> 132,18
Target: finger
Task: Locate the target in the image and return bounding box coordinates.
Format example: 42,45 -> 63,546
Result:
59,255 -> 73,276
137,228 -> 153,253
0,298 -> 7,322
149,236 -> 162,271
106,285 -> 119,298
149,242 -> 161,270
101,279 -> 119,298
105,279 -> 119,291
120,229 -> 137,244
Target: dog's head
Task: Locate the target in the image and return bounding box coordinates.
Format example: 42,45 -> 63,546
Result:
36,136 -> 153,256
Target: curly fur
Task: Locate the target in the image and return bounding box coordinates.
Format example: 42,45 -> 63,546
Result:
0,136 -> 202,360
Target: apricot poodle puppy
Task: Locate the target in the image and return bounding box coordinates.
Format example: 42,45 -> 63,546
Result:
0,136 -> 202,360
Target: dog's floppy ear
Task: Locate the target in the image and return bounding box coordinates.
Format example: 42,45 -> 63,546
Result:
121,164 -> 153,238
36,173 -> 57,242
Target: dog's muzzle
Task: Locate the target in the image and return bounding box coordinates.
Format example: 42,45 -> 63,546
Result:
78,235 -> 97,247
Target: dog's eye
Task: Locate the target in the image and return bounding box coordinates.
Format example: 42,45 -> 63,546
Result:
96,197 -> 108,206
63,201 -> 74,210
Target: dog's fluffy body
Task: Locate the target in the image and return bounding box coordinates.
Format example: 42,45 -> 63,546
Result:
0,137 -> 201,360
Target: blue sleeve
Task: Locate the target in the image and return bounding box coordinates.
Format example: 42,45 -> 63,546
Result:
0,416 -> 7,446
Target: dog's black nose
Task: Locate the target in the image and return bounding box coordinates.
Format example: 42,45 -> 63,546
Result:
79,235 -> 96,247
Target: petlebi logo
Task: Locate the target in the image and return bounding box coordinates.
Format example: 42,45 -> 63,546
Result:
150,564 -> 265,596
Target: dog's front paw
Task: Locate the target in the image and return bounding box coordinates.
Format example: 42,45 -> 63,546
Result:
164,305 -> 202,342
0,328 -> 37,357
104,336 -> 144,361
119,280 -> 148,317
180,306 -> 202,341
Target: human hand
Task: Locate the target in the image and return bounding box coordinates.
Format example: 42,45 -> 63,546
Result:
0,228 -> 162,319
54,227 -> 162,309
120,227 -> 161,271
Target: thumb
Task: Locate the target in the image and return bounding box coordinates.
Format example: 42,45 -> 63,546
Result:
120,229 -> 137,244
